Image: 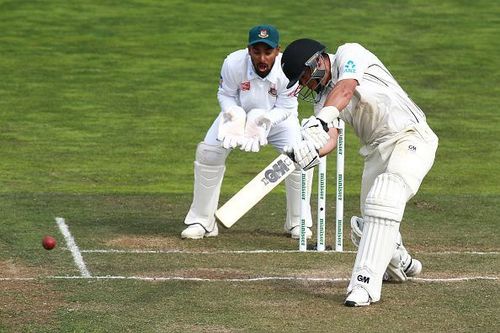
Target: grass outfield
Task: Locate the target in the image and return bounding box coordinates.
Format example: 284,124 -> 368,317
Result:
0,0 -> 498,332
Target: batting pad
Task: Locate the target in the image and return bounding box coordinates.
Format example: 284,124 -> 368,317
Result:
347,216 -> 400,302
285,169 -> 312,231
364,173 -> 407,222
184,161 -> 225,228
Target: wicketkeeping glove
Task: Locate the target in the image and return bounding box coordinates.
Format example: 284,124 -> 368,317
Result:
217,106 -> 246,149
300,116 -> 330,150
283,140 -> 320,171
240,109 -> 271,152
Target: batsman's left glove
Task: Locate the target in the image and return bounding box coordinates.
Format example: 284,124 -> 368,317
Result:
300,116 -> 330,150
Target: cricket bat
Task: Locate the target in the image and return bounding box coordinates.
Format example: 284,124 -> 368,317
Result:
216,154 -> 295,228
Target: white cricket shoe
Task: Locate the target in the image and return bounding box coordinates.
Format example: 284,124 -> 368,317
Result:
289,226 -> 312,239
181,223 -> 218,239
405,258 -> 422,277
384,258 -> 423,282
344,286 -> 372,307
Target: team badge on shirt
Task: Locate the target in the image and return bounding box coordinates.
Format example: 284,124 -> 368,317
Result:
268,85 -> 277,97
344,60 -> 356,73
240,81 -> 251,91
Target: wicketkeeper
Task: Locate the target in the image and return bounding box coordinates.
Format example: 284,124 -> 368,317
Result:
182,25 -> 313,239
281,39 -> 439,306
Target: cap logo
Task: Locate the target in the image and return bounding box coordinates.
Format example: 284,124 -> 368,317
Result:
258,29 -> 269,38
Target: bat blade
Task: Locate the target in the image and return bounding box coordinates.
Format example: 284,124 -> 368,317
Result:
216,154 -> 295,228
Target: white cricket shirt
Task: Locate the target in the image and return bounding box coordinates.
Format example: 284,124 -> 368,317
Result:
315,43 -> 427,147
218,49 -> 298,125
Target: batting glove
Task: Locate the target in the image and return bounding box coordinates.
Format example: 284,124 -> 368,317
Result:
300,116 -> 331,150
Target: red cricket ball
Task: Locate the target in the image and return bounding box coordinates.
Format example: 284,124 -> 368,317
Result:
42,235 -> 57,250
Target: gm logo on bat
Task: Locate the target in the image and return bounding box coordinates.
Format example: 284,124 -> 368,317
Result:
261,157 -> 293,185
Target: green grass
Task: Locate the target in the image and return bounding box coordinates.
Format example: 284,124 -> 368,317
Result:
0,0 -> 499,332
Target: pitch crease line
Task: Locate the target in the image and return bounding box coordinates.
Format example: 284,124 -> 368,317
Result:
81,249 -> 357,254
44,275 -> 498,282
1,276 -> 497,283
79,249 -> 499,255
55,217 -> 91,278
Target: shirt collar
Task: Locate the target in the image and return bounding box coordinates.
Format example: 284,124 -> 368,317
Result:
329,53 -> 338,83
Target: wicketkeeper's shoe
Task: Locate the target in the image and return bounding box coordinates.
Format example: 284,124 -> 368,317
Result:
289,226 -> 312,239
344,286 -> 372,307
181,223 -> 219,239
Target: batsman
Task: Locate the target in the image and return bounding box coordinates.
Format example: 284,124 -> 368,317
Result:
182,25 -> 313,240
281,39 -> 439,306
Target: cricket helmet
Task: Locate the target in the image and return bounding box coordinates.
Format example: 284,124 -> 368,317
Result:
282,38 -> 326,89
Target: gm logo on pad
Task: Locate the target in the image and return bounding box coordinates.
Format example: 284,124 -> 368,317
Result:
357,275 -> 370,284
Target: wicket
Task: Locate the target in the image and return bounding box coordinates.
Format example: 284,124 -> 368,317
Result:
299,119 -> 345,252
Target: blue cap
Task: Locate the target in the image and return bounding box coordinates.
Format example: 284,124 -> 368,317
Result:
248,25 -> 279,48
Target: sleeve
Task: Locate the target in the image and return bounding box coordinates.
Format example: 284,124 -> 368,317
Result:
266,81 -> 299,126
217,56 -> 240,112
334,43 -> 371,84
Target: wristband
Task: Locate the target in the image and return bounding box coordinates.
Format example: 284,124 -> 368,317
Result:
317,106 -> 340,128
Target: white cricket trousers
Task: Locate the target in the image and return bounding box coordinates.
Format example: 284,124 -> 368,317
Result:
360,122 -> 439,213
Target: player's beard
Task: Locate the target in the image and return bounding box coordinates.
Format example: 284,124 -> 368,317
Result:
254,62 -> 272,78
